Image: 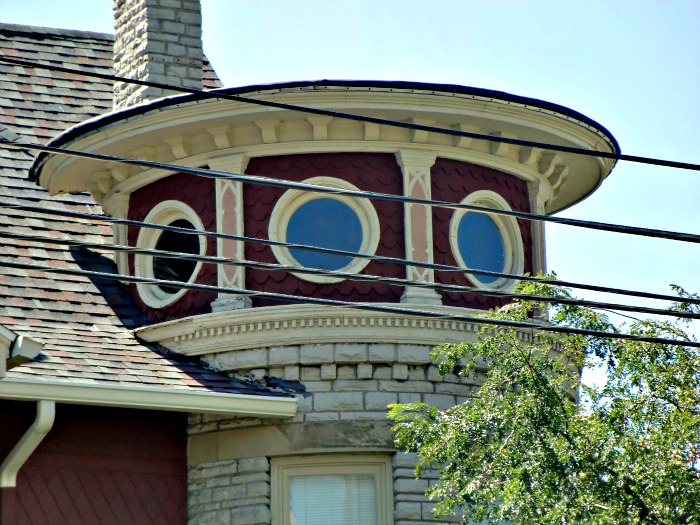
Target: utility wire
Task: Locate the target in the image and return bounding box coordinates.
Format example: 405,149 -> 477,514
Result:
1,71 -> 697,311
4,138 -> 700,247
2,54 -> 700,172
0,62 -> 697,351
2,58 -> 699,303
3,200 -> 699,307
3,227 -> 697,321
2,257 -> 697,349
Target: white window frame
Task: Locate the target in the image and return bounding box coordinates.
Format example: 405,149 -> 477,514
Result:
268,177 -> 380,284
449,190 -> 524,290
271,454 -> 394,525
134,200 -> 206,308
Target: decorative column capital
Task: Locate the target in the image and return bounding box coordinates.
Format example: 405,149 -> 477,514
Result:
208,153 -> 250,174
395,150 -> 437,172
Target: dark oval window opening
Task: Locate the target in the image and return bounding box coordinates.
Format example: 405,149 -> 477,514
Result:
153,219 -> 200,294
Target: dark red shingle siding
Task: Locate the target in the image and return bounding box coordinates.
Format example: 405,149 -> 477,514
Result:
127,172 -> 217,323
245,153 -> 406,307
2,401 -> 186,525
432,158 -> 533,309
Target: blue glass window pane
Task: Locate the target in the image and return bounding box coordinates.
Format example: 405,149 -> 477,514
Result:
457,212 -> 505,284
287,198 -> 363,271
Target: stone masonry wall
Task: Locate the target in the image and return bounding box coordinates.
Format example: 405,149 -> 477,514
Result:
187,342 -> 483,524
192,343 -> 482,431
113,0 -> 204,109
188,452 -> 458,525
394,452 -> 462,524
189,457 -> 270,525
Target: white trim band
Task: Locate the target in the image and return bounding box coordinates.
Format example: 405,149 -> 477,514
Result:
0,379 -> 297,417
134,303 -> 543,356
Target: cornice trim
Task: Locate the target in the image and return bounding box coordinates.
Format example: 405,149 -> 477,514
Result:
36,88 -> 613,213
135,304 -> 539,356
101,140 -> 548,204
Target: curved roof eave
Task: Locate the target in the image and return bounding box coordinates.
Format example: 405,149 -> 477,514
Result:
29,79 -> 620,183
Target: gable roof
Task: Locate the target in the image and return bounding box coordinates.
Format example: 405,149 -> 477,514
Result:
0,23 -> 293,410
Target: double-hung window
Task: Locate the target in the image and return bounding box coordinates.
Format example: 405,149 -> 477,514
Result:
271,454 -> 393,525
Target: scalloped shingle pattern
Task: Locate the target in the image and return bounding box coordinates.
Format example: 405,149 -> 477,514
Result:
0,24 -> 280,396
127,172 -> 218,323
432,158 -> 534,309
245,153 -> 406,308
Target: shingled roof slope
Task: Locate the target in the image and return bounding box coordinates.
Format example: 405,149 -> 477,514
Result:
0,24 -> 277,397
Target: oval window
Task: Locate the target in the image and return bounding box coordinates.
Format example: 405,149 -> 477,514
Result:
286,198 -> 363,271
268,177 -> 381,283
153,219 -> 200,294
449,190 -> 524,289
456,212 -> 505,285
134,200 -> 205,308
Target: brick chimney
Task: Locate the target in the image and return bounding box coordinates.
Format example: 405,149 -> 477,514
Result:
113,0 -> 204,110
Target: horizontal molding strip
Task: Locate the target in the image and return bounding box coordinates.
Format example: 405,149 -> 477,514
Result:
136,304 -> 537,356
0,379 -> 297,417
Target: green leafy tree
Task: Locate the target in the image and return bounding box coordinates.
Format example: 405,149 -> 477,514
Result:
389,280 -> 700,525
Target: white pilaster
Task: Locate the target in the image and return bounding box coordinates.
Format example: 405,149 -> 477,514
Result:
395,150 -> 441,305
210,154 -> 252,312
527,180 -> 552,277
102,192 -> 131,277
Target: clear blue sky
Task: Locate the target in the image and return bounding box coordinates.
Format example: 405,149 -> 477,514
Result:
2,0 -> 699,323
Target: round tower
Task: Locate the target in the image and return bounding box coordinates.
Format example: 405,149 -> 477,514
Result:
33,81 -> 617,524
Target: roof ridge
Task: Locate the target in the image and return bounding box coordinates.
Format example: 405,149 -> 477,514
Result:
0,22 -> 113,41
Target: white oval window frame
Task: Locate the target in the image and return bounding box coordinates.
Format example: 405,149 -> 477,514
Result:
134,200 -> 206,308
449,190 -> 524,290
269,177 -> 380,284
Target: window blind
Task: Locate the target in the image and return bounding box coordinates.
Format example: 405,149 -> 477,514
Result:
289,474 -> 377,525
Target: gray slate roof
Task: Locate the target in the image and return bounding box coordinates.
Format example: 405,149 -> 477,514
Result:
0,23 -> 279,397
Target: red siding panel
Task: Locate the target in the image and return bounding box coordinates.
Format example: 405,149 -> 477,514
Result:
127,173 -> 217,322
121,155 -> 533,317
245,153 -> 406,307
431,158 -> 533,309
0,488 -> 18,525
1,401 -> 186,525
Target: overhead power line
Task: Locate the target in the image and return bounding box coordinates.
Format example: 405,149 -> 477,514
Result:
1,55 -> 700,172
2,257 -> 697,348
3,199 -> 699,308
1,67 -> 698,316
3,138 -> 700,247
3,227 -> 698,321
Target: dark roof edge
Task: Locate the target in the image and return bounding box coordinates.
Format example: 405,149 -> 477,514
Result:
0,22 -> 113,41
30,79 -> 620,182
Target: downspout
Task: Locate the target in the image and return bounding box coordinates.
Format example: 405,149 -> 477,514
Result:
0,400 -> 55,487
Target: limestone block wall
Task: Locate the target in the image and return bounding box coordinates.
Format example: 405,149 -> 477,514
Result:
187,341 -> 482,524
188,457 -> 271,525
393,453 -> 462,524
199,342 -> 481,425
